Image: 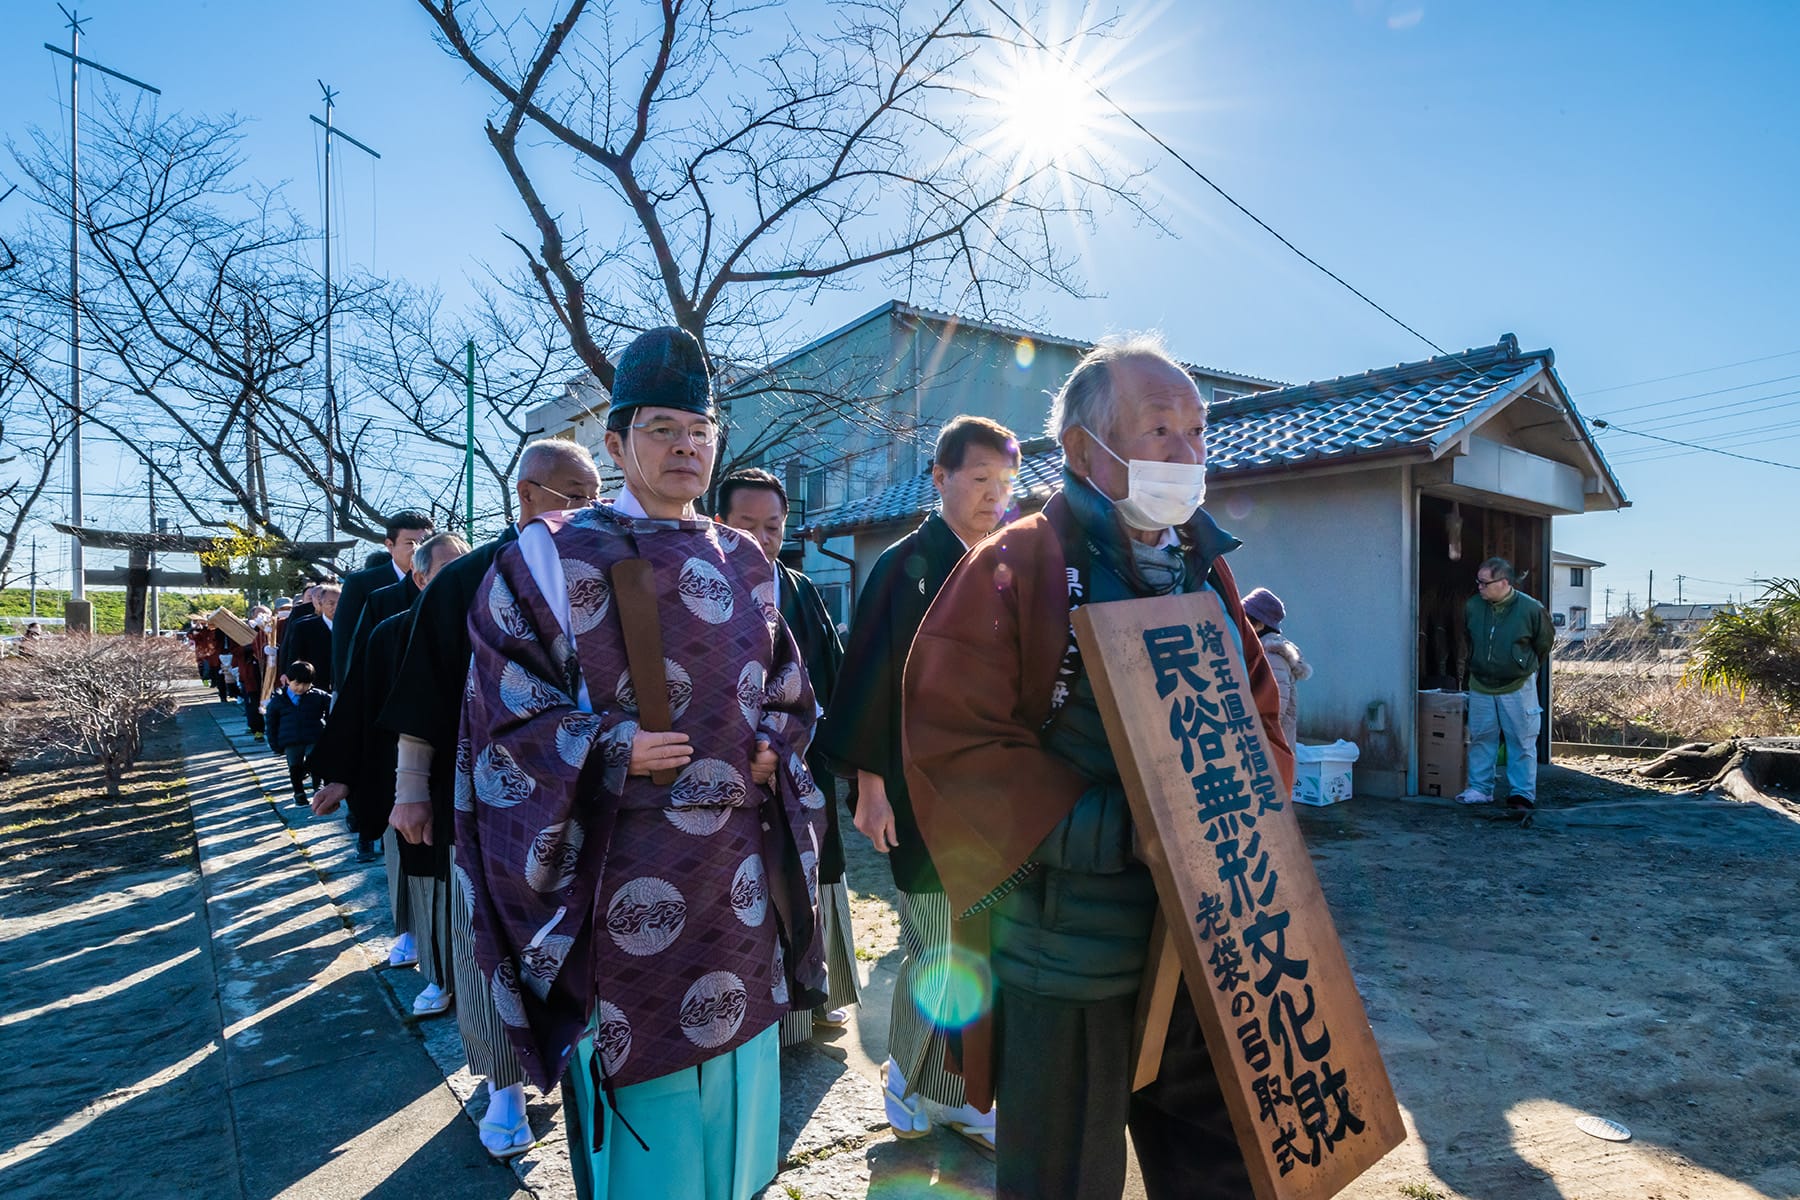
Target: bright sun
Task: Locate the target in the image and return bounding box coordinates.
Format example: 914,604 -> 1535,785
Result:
989,53 -> 1111,169
971,37 -> 1116,175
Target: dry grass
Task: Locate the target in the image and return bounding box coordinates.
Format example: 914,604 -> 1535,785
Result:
1554,631 -> 1799,745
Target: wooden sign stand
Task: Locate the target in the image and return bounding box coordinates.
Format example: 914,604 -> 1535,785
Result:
1075,591 -> 1405,1200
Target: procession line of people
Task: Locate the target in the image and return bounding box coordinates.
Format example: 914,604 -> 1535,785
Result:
189,323 -> 1310,1199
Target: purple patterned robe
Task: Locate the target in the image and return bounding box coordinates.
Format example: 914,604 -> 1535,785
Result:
456,503 -> 828,1092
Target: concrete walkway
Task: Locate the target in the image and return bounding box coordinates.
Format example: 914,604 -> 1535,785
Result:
185,689 -> 994,1199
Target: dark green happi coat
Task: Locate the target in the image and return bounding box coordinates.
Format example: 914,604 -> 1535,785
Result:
815,512 -> 967,894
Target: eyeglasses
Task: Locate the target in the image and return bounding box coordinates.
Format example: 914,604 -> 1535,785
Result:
1475,576 -> 1507,589
525,480 -> 599,504
631,420 -> 718,447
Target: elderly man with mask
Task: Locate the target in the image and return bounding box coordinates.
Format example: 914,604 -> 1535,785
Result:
904,336 -> 1293,1200
378,437 -> 601,1158
457,327 -> 826,1198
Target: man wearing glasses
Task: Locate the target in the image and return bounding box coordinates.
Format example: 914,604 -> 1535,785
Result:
1461,557 -> 1554,809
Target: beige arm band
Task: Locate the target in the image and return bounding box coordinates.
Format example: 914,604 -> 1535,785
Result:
395,734 -> 434,808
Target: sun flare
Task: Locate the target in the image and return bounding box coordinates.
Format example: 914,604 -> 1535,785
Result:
985,51 -> 1113,170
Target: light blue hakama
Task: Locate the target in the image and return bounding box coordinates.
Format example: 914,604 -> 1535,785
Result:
565,1020 -> 781,1200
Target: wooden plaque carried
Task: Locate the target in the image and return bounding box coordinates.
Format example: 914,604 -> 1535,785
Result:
1074,591 -> 1405,1200
207,607 -> 256,647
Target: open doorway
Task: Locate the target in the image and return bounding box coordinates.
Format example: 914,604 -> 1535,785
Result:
1417,493 -> 1550,762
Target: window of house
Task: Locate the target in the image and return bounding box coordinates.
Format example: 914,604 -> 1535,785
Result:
1552,612 -> 1567,627
1570,606 -> 1587,631
817,582 -> 849,630
1569,567 -> 1585,587
1212,387 -> 1246,404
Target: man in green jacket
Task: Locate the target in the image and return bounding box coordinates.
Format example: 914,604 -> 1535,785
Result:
1461,556 -> 1555,809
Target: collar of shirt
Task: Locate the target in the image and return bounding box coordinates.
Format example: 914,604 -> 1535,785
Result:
614,485 -> 698,522
321,615 -> 333,630
392,560 -> 406,583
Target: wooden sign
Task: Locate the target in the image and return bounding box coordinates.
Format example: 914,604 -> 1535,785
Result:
1075,590 -> 1405,1200
207,607 -> 256,647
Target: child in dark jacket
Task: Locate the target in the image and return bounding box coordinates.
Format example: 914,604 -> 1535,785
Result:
266,660 -> 330,807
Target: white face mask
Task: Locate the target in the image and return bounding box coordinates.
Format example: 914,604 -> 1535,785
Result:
1082,428 -> 1208,531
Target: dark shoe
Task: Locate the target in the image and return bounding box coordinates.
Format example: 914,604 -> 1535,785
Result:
355,837 -> 380,863
293,794 -> 310,808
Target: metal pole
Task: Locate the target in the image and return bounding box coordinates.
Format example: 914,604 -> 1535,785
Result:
321,85 -> 335,544
45,13 -> 160,606
29,538 -> 38,617
466,339 -> 476,533
149,470 -> 159,633
310,85 -> 378,545
67,15 -> 83,601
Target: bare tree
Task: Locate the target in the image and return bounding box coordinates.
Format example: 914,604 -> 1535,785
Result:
0,325 -> 75,588
342,275 -> 589,532
418,0 -> 1147,464
4,100 -> 404,547
0,634 -> 189,794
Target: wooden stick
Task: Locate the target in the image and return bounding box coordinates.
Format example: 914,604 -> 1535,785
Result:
610,559 -> 679,786
1131,909 -> 1182,1092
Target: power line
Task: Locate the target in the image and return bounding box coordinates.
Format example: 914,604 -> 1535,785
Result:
1588,418 -> 1800,472
1587,372 -> 1800,419
1582,347 -> 1800,396
984,0 -> 1447,357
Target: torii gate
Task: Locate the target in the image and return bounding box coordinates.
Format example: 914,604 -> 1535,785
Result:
52,523 -> 354,634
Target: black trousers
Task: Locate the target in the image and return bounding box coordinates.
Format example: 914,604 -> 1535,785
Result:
995,981 -> 1251,1200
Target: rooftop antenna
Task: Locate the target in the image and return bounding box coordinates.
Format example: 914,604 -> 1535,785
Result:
310,82 -> 380,544
45,7 -> 160,604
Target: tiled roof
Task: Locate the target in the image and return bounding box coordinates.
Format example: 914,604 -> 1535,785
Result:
804,335 -> 1560,536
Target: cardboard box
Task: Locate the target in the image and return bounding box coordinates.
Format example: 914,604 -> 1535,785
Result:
1420,756 -> 1466,798
1294,740 -> 1360,806
1417,689 -> 1468,796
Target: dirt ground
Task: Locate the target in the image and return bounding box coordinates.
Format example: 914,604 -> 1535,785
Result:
1311,761 -> 1800,1200
835,760 -> 1800,1200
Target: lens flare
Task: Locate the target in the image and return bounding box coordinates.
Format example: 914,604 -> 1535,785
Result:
908,943 -> 993,1030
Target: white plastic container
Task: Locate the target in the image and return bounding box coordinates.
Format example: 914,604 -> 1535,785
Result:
1293,739 -> 1360,806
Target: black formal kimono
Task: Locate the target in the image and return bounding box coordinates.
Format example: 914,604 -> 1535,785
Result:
332,556 -> 401,686
346,575 -> 419,680
815,512 -> 968,894
378,525 -> 519,856
312,607 -> 429,871
778,560 -> 850,885
280,613 -> 335,691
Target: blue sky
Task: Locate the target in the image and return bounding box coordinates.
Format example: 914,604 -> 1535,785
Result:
2,0 -> 1795,606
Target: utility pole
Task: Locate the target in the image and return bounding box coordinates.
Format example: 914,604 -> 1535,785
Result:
148,470 -> 159,633
1603,586 -> 1613,622
45,9 -> 161,607
1675,574 -> 1685,605
465,339 -> 476,534
310,82 -> 380,543
1624,591 -> 1635,618
1647,570 -> 1654,613
29,538 -> 38,617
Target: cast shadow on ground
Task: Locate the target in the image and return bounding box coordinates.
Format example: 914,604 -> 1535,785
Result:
1307,766 -> 1800,1198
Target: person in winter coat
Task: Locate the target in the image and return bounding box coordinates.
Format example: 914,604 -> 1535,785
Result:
1242,587 -> 1312,751
265,660 -> 330,806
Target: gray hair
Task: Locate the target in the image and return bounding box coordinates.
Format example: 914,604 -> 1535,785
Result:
415,532 -> 473,578
518,437 -> 598,483
1047,333 -> 1185,442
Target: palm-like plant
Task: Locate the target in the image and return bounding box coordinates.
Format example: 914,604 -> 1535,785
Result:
1686,579 -> 1800,714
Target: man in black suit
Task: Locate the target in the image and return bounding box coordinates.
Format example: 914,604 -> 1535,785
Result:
332,510 -> 434,686
714,468 -> 861,1044
279,583 -> 339,691
377,438 -> 600,1159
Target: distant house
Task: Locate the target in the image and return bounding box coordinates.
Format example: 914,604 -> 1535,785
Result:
798,327 -> 1628,797
723,299 -> 1278,625
1551,551 -> 1605,641
525,371 -> 612,460
1648,603 -> 1735,636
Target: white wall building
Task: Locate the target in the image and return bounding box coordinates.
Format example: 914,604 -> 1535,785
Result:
1550,551 -> 1604,641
